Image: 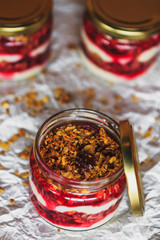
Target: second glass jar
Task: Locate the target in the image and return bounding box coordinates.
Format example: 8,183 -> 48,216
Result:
80,0 -> 160,82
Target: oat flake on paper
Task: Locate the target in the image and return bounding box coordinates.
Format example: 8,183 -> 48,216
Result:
0,0 -> 160,239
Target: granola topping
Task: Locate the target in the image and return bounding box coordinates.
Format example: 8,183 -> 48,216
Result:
40,122 -> 122,181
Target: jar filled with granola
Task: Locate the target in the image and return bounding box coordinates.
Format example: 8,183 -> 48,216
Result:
29,109 -> 144,230
0,0 -> 53,81
80,0 -> 160,82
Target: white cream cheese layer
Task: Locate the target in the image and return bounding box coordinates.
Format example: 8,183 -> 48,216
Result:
47,209 -> 118,230
0,54 -> 22,62
30,39 -> 50,57
81,26 -> 113,62
56,195 -> 122,214
138,45 -> 160,62
29,176 -> 46,207
30,174 -> 122,216
79,49 -> 126,82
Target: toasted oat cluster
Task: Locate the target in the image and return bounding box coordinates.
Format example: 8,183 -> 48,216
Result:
40,123 -> 122,181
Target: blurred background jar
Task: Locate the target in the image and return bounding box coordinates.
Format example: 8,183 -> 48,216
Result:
80,0 -> 160,83
0,0 -> 53,81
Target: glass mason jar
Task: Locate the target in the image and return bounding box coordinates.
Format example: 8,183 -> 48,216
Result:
80,0 -> 160,82
29,109 -> 127,231
0,0 -> 53,81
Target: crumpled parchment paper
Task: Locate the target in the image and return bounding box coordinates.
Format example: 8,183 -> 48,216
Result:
0,0 -> 160,239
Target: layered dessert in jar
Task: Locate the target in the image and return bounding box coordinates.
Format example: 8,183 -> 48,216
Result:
29,109 -> 126,230
80,0 -> 160,82
0,0 -> 53,80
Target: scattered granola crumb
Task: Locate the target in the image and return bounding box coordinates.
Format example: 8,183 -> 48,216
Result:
152,137 -> 157,142
14,170 -> 19,176
100,97 -> 108,106
10,199 -> 15,205
0,141 -> 10,151
53,88 -> 72,104
76,63 -> 82,68
57,228 -> 61,232
0,151 -> 5,155
114,106 -> 122,114
14,96 -> 22,103
0,188 -> 4,194
131,95 -> 140,103
141,157 -> 151,167
40,123 -> 122,181
22,182 -> 29,187
0,164 -> 4,169
155,118 -> 159,123
114,95 -> 122,102
18,146 -> 32,159
25,133 -> 30,139
1,101 -> 9,109
85,88 -> 96,109
20,171 -> 29,179
143,127 -> 152,138
67,43 -> 77,50
30,86 -> 35,92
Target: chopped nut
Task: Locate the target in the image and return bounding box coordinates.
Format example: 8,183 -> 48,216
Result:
0,188 -> 4,194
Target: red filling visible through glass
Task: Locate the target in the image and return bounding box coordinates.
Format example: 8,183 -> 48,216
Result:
82,15 -> 160,80
0,17 -> 52,78
29,149 -> 126,229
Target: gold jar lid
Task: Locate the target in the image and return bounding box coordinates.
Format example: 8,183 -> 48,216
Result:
0,0 -> 53,36
119,120 -> 145,216
87,0 -> 160,40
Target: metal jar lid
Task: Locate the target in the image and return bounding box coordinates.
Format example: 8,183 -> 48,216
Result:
0,0 -> 53,36
119,120 -> 145,216
86,0 -> 160,40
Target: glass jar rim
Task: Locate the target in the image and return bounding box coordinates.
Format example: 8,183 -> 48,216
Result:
33,108 -> 124,190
